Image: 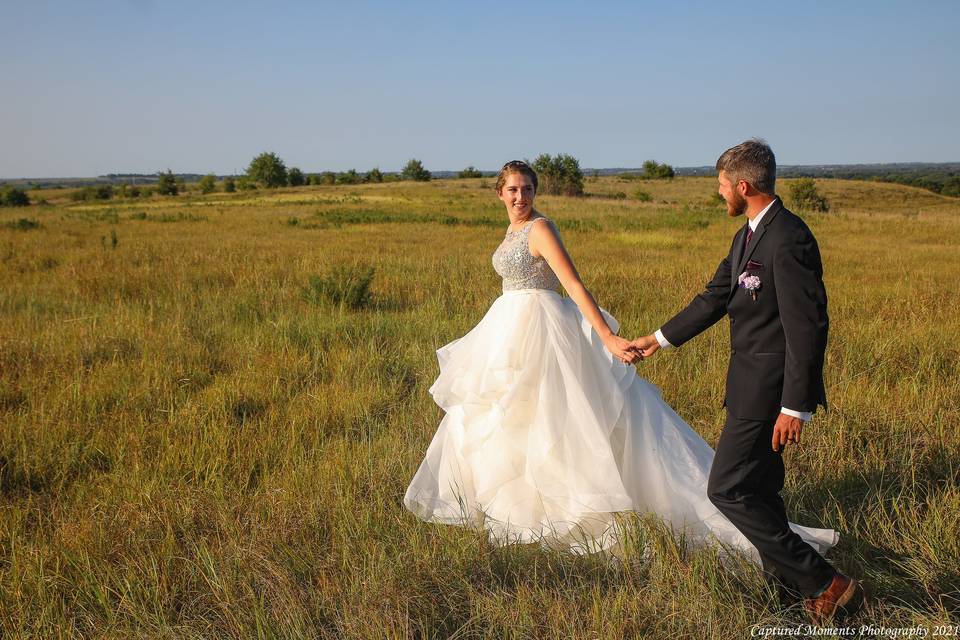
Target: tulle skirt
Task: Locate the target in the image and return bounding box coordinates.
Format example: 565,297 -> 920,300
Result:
403,289 -> 838,559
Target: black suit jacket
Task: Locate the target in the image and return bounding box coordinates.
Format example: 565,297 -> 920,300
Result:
661,198 -> 828,421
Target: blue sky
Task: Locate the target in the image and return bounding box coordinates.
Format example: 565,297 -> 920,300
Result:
1,1 -> 957,178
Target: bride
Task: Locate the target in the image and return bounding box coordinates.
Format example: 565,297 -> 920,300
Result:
403,160 -> 837,560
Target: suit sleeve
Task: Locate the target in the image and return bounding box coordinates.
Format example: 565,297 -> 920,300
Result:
660,251 -> 732,347
775,228 -> 828,412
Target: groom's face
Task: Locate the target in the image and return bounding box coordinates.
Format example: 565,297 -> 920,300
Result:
718,171 -> 747,218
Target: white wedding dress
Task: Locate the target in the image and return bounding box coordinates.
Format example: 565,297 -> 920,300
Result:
403,217 -> 838,560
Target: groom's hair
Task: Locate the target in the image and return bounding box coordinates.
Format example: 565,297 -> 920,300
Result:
716,139 -> 776,195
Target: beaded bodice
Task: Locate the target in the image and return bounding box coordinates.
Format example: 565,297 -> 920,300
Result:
492,218 -> 562,292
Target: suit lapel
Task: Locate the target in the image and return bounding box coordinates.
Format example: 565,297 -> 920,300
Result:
730,225 -> 748,294
734,198 -> 782,279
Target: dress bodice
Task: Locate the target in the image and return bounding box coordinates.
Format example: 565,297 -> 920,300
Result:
492,217 -> 562,292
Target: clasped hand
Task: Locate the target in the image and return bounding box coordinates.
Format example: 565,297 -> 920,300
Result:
603,334 -> 661,365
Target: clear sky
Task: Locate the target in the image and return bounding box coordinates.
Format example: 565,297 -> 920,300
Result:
2,0 -> 957,178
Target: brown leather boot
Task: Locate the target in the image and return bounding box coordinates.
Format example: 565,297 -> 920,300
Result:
803,573 -> 865,625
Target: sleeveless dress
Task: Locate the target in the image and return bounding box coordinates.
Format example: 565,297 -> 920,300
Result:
403,217 -> 838,558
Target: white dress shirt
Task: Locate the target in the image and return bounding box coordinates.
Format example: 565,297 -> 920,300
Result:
653,200 -> 813,422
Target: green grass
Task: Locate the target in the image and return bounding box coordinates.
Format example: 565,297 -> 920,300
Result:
1,177 -> 959,637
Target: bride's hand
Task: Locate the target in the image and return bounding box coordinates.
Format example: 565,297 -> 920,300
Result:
603,334 -> 642,365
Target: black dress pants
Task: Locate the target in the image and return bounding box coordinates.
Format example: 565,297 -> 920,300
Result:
707,413 -> 836,597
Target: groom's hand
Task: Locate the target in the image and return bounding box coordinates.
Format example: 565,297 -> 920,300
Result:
772,413 -> 804,452
631,335 -> 660,359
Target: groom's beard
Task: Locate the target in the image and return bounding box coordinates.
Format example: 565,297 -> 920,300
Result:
727,191 -> 748,217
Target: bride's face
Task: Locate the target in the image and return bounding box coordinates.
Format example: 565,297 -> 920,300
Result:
498,173 -> 536,218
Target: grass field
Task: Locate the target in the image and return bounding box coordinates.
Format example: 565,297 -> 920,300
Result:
2,176 -> 959,638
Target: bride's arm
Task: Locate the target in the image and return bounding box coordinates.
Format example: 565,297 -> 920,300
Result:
528,219 -> 639,364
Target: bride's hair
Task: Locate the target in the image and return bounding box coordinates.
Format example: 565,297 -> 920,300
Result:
495,160 -> 538,194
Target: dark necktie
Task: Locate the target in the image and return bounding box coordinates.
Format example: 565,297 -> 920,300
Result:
745,225 -> 754,248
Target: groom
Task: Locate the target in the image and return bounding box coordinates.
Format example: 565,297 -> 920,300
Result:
632,139 -> 863,623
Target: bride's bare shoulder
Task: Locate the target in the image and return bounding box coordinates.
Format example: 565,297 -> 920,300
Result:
528,215 -> 560,237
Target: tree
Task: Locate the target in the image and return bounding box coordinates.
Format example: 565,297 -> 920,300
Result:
401,158 -> 431,182
247,152 -> 288,188
788,178 -> 830,212
319,171 -> 337,186
1,187 -> 30,207
157,170 -> 178,196
198,174 -> 217,194
532,153 -> 584,196
288,167 -> 305,187
223,177 -> 236,193
366,167 -> 383,183
458,166 -> 483,179
642,160 -> 675,179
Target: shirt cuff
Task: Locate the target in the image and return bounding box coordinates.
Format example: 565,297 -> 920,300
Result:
781,407 -> 812,422
654,329 -> 674,349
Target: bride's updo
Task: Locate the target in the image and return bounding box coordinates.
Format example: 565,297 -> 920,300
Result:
495,160 -> 538,194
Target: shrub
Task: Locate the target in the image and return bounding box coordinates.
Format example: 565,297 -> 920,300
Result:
458,166 -> 483,179
288,167 -> 305,187
236,176 -> 257,191
532,153 -> 584,196
942,177 -> 960,198
70,185 -> 114,202
401,159 -> 431,182
198,174 -> 217,194
366,168 -> 383,183
642,160 -> 675,179
789,178 -> 830,212
223,177 -> 236,193
634,189 -> 652,202
611,191 -> 627,200
2,187 -> 31,206
337,169 -> 362,185
4,218 -> 39,230
157,170 -> 178,196
247,152 -> 288,188
319,172 -> 337,186
303,266 -> 375,310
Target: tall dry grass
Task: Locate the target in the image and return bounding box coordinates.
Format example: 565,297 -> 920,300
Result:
1,177 -> 958,637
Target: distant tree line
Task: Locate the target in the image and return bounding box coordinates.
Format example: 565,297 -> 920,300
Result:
868,172 -> 959,197
770,163 -> 960,198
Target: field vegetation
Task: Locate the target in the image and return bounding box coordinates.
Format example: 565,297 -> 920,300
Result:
1,176 -> 959,637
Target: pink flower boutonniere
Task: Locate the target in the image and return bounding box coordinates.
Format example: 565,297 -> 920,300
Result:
738,272 -> 762,301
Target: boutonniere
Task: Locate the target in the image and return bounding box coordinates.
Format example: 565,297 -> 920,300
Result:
738,272 -> 762,300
